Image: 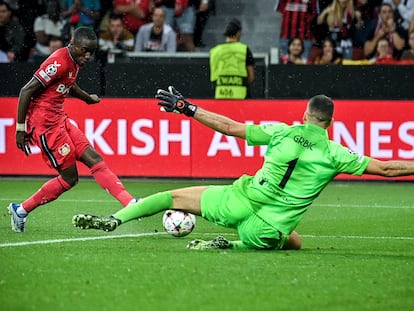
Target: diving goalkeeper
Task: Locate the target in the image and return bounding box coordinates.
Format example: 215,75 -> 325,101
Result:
73,87 -> 414,250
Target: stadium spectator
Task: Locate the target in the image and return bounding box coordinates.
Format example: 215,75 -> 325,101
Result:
352,0 -> 382,60
157,0 -> 196,51
15,0 -> 46,62
280,37 -> 306,64
400,29 -> 414,59
113,0 -> 153,36
193,0 -> 212,48
61,0 -> 101,30
313,37 -> 343,64
73,87 -> 414,251
8,27 -> 137,233
29,35 -> 65,63
134,6 -> 176,52
99,12 -> 134,51
31,0 -> 68,61
209,18 -> 255,99
363,3 -> 406,59
316,0 -> 363,60
372,36 -> 397,63
275,0 -> 317,63
383,0 -> 414,34
0,0 -> 25,62
48,36 -> 64,52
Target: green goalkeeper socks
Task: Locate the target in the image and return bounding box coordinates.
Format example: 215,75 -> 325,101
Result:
113,191 -> 173,224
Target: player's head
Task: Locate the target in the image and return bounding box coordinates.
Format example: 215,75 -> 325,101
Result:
69,27 -> 97,66
304,95 -> 334,128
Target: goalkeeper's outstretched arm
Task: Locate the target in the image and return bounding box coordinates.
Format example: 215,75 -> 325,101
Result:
193,107 -> 246,139
365,158 -> 414,177
156,86 -> 246,139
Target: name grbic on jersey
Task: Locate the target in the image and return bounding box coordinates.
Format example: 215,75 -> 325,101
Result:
29,47 -> 80,126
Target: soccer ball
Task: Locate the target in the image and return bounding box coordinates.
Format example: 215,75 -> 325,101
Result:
162,210 -> 196,237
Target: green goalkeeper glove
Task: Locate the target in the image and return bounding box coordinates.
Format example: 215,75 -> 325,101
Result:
155,86 -> 198,117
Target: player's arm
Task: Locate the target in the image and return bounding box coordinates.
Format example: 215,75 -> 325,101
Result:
16,77 -> 44,155
18,77 -> 43,124
193,107 -> 246,139
70,83 -> 100,104
364,158 -> 414,177
155,86 -> 246,139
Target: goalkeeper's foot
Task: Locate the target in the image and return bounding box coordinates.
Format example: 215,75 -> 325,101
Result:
72,214 -> 120,232
186,235 -> 232,250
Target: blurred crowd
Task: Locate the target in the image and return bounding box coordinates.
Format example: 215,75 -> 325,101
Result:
0,0 -> 413,65
0,0 -> 214,63
276,0 -> 414,64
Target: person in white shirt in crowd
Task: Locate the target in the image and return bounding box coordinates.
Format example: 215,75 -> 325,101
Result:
30,0 -> 68,62
134,7 -> 176,52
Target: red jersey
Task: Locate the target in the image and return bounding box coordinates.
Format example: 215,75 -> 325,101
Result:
28,47 -> 79,128
277,0 -> 317,40
114,0 -> 152,33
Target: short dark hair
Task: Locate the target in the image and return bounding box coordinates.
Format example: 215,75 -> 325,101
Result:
308,95 -> 334,123
72,27 -> 97,44
224,18 -> 242,37
0,1 -> 11,11
109,12 -> 123,22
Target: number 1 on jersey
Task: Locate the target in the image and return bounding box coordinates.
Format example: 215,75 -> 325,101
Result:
278,158 -> 298,189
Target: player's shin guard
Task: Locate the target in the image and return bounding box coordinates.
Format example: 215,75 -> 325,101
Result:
113,191 -> 173,224
90,161 -> 134,206
22,176 -> 72,212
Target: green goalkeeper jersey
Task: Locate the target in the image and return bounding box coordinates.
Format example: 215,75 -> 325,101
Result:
233,122 -> 371,234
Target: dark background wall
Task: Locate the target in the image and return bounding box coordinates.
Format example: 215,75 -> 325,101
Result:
0,59 -> 413,99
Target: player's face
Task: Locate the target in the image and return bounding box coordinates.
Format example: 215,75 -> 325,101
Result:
72,39 -> 97,66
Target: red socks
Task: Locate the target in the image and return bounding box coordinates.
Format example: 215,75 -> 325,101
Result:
22,176 -> 71,213
21,162 -> 132,214
90,161 -> 133,207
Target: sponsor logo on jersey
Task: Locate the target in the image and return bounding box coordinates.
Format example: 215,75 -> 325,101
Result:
58,143 -> 71,156
45,61 -> 61,76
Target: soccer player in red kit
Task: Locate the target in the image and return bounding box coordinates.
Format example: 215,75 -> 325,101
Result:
8,27 -> 137,233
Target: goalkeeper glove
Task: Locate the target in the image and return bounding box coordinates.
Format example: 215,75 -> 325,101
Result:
155,86 -> 198,117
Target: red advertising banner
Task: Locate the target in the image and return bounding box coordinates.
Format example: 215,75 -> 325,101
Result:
1,97 -> 414,180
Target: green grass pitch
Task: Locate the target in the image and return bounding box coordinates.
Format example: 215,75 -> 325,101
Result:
0,178 -> 413,311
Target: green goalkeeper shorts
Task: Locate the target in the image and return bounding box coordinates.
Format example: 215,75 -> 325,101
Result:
200,185 -> 288,250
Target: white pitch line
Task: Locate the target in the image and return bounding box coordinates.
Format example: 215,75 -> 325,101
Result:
0,232 -> 412,248
301,234 -> 414,240
0,232 -> 164,248
315,203 -> 414,209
